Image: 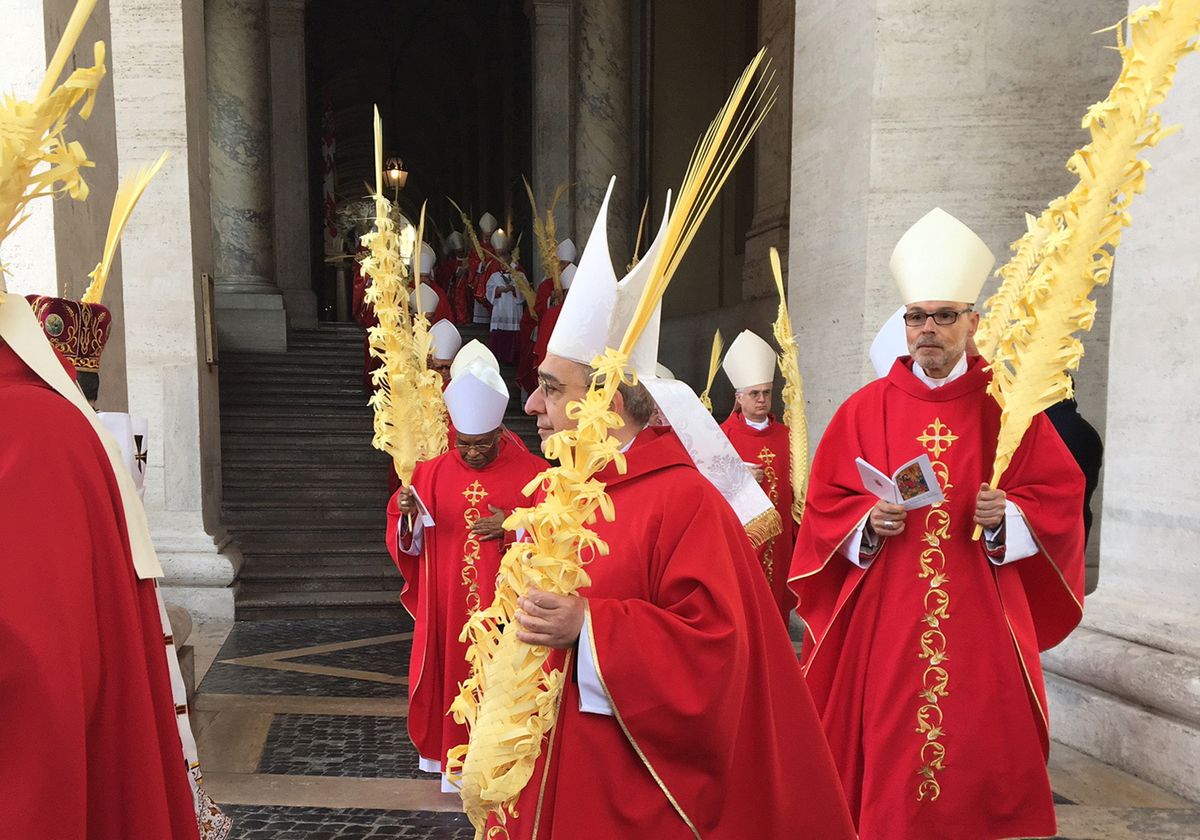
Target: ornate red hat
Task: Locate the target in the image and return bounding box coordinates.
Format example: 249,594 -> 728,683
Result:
25,295 -> 113,373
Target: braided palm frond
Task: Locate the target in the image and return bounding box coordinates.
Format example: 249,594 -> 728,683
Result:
769,247 -> 808,523
698,329 -> 724,412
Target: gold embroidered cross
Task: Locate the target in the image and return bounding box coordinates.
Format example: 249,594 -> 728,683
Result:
917,418 -> 958,458
462,480 -> 489,506
757,447 -> 776,466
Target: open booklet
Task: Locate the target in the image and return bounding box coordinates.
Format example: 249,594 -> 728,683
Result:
408,486 -> 436,527
855,454 -> 945,510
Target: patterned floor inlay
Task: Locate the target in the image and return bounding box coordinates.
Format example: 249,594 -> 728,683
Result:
292,638 -> 412,679
223,805 -> 473,840
258,713 -> 423,779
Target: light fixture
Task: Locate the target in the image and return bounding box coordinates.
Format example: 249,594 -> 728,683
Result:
384,156 -> 408,194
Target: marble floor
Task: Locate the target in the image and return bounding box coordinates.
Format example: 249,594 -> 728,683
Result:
191,617 -> 1199,839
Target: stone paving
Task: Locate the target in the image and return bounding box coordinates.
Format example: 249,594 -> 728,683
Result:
193,617 -> 1200,839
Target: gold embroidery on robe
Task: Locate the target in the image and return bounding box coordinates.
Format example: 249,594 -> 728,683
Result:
757,446 -> 779,582
915,417 -> 955,801
462,480 -> 489,616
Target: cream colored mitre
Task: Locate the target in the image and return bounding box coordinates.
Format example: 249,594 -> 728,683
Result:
410,283 -> 439,315
722,330 -> 777,390
429,318 -> 462,361
444,360 -> 509,435
890,208 -> 995,305
450,339 -> 500,379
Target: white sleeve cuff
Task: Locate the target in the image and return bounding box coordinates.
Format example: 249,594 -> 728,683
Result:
397,515 -> 424,556
986,501 -> 1039,565
839,516 -> 876,569
576,614 -> 614,716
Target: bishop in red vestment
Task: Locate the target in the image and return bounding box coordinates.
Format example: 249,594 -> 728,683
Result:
719,329 -> 798,623
386,364 -> 547,781
1,307 -> 199,839
789,209 -> 1086,840
485,353 -> 856,839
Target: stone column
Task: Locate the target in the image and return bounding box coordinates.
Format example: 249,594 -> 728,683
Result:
269,0 -> 317,328
574,0 -> 633,264
206,0 -> 287,351
740,0 -> 794,301
531,0 -> 573,279
1040,40 -> 1200,802
109,0 -> 240,621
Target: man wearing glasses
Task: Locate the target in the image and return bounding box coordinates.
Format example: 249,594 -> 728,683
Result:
386,361 -> 547,791
719,329 -> 798,625
789,208 -> 1086,840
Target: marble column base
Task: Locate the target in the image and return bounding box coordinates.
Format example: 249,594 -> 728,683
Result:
1043,591 -> 1200,802
155,523 -> 243,623
215,286 -> 287,352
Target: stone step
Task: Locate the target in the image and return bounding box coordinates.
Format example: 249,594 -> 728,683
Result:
237,564 -> 402,594
222,467 -> 387,486
223,490 -> 389,507
234,589 -> 403,621
221,416 -> 374,434
220,393 -> 374,409
239,549 -> 393,567
222,505 -> 386,527
235,537 -> 388,555
221,442 -> 386,460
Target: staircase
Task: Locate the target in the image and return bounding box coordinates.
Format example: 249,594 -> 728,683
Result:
220,322 -> 539,620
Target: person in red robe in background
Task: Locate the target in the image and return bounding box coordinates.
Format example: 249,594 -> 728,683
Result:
789,209 -> 1086,840
0,293 -> 200,840
437,232 -> 472,324
412,243 -> 454,326
386,361 -> 547,790
468,212 -> 499,326
718,329 -> 797,625
517,237 -> 576,396
522,263 -> 575,401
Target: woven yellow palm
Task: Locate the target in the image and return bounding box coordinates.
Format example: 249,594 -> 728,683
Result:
362,108 -> 445,484
447,49 -> 775,836
768,247 -> 809,523
698,329 -> 723,412
976,0 -> 1200,538
523,176 -> 570,293
0,0 -> 105,294
81,151 -> 168,304
974,213 -> 1049,360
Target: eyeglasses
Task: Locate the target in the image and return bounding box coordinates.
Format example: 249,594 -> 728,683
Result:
456,436 -> 500,454
902,307 -> 973,327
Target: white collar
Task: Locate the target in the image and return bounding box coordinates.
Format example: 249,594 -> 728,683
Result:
742,415 -> 770,431
617,424 -> 649,453
912,353 -> 968,389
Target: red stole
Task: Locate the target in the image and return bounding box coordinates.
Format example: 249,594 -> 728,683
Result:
788,356 -> 1085,840
385,441 -> 547,768
0,345 -> 198,839
488,427 -> 855,840
719,412 -> 797,622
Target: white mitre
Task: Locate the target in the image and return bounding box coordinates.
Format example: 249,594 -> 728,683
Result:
479,212 -> 498,236
546,176 -> 667,377
418,242 -> 436,275
722,330 -> 777,390
429,319 -> 462,361
490,229 -> 510,252
450,339 -> 500,379
447,231 -> 465,251
869,305 -> 909,378
890,208 -> 995,305
410,283 -> 439,315
444,360 -> 509,435
559,263 -> 577,290
655,362 -> 674,380
555,238 -> 577,263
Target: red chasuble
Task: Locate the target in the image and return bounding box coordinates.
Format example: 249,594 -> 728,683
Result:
0,344 -> 199,840
385,440 -> 547,770
788,356 -> 1085,840
719,412 -> 797,623
488,427 -> 856,840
